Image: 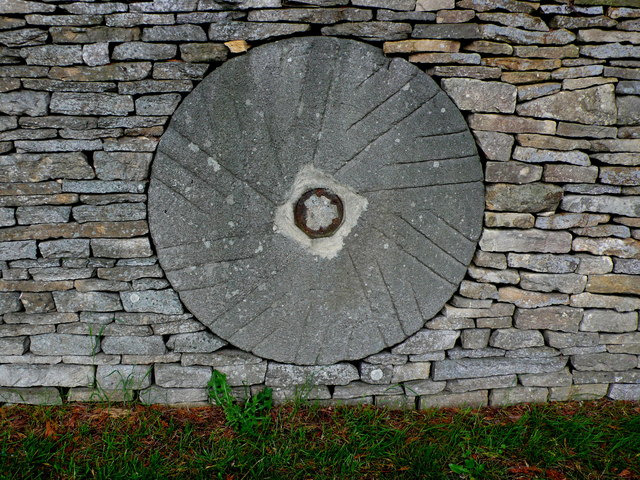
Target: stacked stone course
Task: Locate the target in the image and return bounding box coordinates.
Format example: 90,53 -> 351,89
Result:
0,0 -> 639,407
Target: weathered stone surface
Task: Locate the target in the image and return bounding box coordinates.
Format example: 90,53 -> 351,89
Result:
572,353 -> 637,371
485,184 -> 563,212
419,390 -> 488,409
155,364 -> 210,388
465,40 -> 513,55
477,12 -> 548,31
617,95 -> 640,125
586,274 -> 640,295
432,357 -> 566,380
91,238 -> 152,258
520,368 -> 572,387
515,306 -> 582,332
180,42 -> 228,62
50,92 -> 134,116
50,63 -> 151,82
72,204 -> 146,224
490,329 -> 544,349
447,375 -> 516,393
16,206 -> 70,225
0,240 -> 36,260
135,94 -> 181,116
581,310 -> 638,333
517,85 -> 616,126
0,365 -> 93,387
167,331 -> 226,353
112,42 -> 176,61
413,23 -> 480,39
536,213 -> 609,230
614,258 -> 640,274
139,386 -> 207,405
431,66 -> 501,79
410,52 -> 481,64
473,131 -> 514,161
53,291 -> 121,312
509,253 -> 579,273
480,229 -> 572,253
517,82 -> 561,102
480,24 -> 575,45
30,334 -> 97,356
120,290 -> 183,314
384,39 -> 460,54
0,387 -> 62,405
208,22 -> 311,41
441,78 -> 516,113
571,292 -> 640,313
265,363 -> 359,386
141,24 -> 205,42
573,237 -> 640,259
0,336 -> 28,355
490,386 -> 548,406
468,266 -> 519,284
562,195 -> 640,217
15,139 -> 102,153
600,166 -> 640,186
544,164 -> 598,183
391,330 -> 460,354
101,336 -> 166,355
608,384 -> 640,401
93,152 -> 153,181
0,91 -> 48,116
498,287 -> 568,308
0,293 -> 23,316
520,273 -> 587,294
0,28 -> 47,47
391,362 -> 430,383
590,139 -> 640,153
0,149 -> 76,182
0,207 -> 15,227
22,45 -> 82,66
485,212 -> 534,229
469,114 -> 556,134
485,161 -> 542,184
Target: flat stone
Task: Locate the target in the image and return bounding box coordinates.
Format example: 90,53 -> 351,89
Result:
516,133 -> 592,150
485,183 -> 564,212
412,23 -> 480,39
601,167 -> 640,187
586,274 -> 640,295
390,362 -> 431,383
490,328 -> 544,349
544,164 -> 598,183
0,364 -> 93,387
97,265 -> 163,281
485,161 -> 542,184
513,45 -> 579,58
180,43 -> 228,62
468,266 -> 519,284
22,45 -> 82,66
101,336 -> 166,355
53,291 -> 121,312
614,258 -> 640,274
0,336 -> 28,355
19,292 -> 55,314
608,384 -> 640,401
135,94 -> 181,116
91,238 -> 152,258
441,78 -> 516,113
508,253 -> 579,273
0,91 -> 48,116
142,24 -> 206,42
50,92 -> 134,116
409,52 -> 481,64
152,62 -> 208,80
322,21 -> 410,40
50,63 -> 151,82
0,28 -> 47,47
121,290 -> 183,314
563,195 -> 640,217
457,0 -> 537,13
520,368 -> 572,387
469,114 -> 556,134
465,40 -> 513,55
572,353 -> 637,371
472,131 -> 514,161
485,57 -> 561,71
434,356 -> 566,381
571,292 -> 640,313
155,364 -> 211,388
550,384 -> 609,402
490,386 -> 548,406
16,206 -> 71,225
517,85 -> 616,125
485,212 -> 534,229
139,386 -> 207,405
209,22 -> 311,41
391,330 -> 459,354
517,82 -> 561,102
590,139 -> 640,153
167,331 -> 226,353
0,387 -> 62,405
419,390 -> 488,408
536,213 -> 609,230
479,24 -> 575,45
480,229 -> 572,253
113,42 -> 177,61
498,287 -> 568,308
581,310 -> 638,333
30,334 -> 97,356
520,273 -> 587,294
265,363 -> 359,386
514,306 -> 582,332
430,66 -> 502,79
617,95 -> 640,125
72,204 -> 146,224
574,237 -> 640,260
93,152 -> 153,181
378,9 -> 435,21
384,39 -> 460,54
0,240 -> 36,260
477,12 -> 548,31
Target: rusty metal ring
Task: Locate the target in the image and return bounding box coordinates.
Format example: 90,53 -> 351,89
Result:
294,188 -> 344,238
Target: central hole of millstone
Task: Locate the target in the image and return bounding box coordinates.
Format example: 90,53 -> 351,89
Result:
294,188 -> 344,238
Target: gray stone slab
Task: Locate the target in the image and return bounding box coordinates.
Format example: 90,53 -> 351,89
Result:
148,37 -> 483,365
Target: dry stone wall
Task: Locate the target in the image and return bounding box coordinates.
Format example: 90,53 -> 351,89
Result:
0,0 -> 639,407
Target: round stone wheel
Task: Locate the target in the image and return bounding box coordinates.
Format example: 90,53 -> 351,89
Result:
148,36 -> 484,365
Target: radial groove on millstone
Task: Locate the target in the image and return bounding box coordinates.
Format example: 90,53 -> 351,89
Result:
149,36 -> 484,365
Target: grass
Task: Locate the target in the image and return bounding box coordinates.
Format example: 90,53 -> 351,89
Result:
0,400 -> 638,479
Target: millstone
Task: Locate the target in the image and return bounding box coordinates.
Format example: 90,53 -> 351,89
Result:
148,37 -> 484,365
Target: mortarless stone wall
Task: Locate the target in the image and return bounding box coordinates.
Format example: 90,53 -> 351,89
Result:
0,0 -> 639,407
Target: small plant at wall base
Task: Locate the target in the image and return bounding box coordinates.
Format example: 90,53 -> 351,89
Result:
206,370 -> 273,435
